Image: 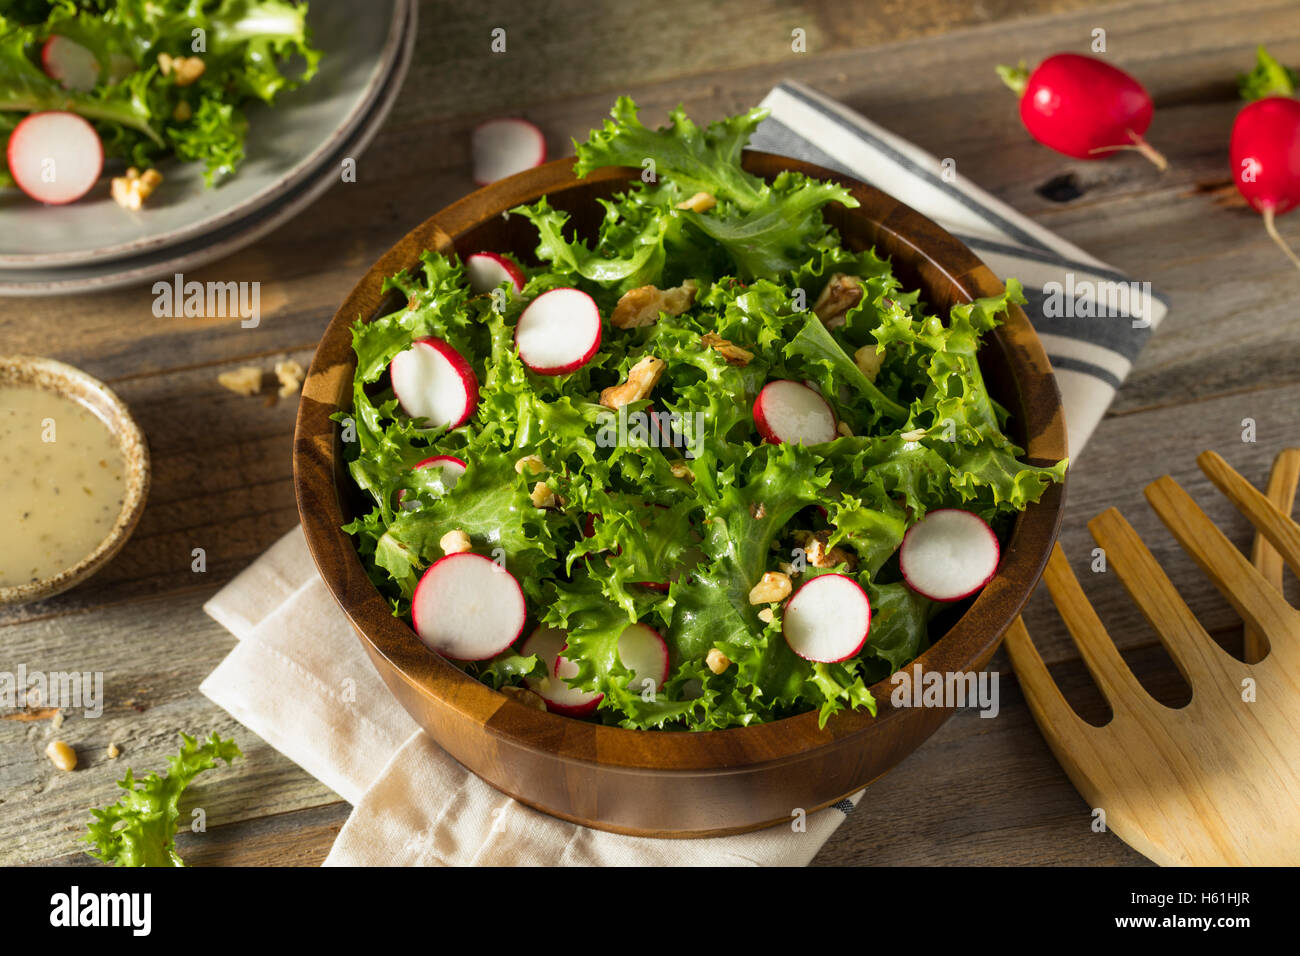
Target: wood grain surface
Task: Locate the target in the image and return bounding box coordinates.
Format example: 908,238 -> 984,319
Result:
3,0 -> 1299,866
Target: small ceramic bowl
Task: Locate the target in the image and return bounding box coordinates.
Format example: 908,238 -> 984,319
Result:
0,356 -> 150,607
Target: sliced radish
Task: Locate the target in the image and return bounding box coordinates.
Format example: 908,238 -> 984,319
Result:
618,623 -> 670,693
390,337 -> 479,428
782,573 -> 872,663
398,454 -> 467,510
411,553 -> 526,661
899,508 -> 1001,602
514,288 -> 602,375
41,36 -> 99,92
472,118 -> 546,185
753,380 -> 837,445
6,111 -> 103,205
465,251 -> 526,294
520,627 -> 603,716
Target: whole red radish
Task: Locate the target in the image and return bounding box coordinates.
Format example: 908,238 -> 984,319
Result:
1231,96 -> 1300,272
997,54 -> 1167,169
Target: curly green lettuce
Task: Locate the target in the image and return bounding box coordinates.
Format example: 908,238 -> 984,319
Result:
83,732 -> 242,867
339,97 -> 1067,731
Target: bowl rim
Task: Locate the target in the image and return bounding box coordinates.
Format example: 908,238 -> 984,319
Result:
293,150 -> 1067,771
0,355 -> 151,606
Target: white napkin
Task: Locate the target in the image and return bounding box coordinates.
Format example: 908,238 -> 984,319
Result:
202,83 -> 1164,865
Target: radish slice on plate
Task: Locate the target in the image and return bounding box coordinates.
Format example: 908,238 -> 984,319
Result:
411,553 -> 526,661
618,623 -> 670,693
782,573 -> 872,663
515,288 -> 602,375
899,508 -> 1001,602
41,36 -> 99,91
390,337 -> 479,428
472,118 -> 546,185
398,455 -> 467,510
520,627 -> 603,716
7,111 -> 103,205
753,380 -> 837,445
465,252 -> 526,294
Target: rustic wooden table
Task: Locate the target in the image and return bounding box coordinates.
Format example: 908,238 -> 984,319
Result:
3,0 -> 1298,867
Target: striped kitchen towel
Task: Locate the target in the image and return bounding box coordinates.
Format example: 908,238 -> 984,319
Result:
752,80 -> 1169,455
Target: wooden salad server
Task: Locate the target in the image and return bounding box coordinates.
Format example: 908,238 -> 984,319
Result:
1004,449 -> 1300,865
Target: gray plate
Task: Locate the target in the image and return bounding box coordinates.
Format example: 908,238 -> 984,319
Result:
0,0 -> 411,268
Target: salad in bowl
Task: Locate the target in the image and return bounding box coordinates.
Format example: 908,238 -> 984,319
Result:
337,98 -> 1067,733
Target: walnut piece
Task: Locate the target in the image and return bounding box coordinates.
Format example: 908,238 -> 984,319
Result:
795,530 -> 858,571
700,332 -> 754,366
514,454 -> 546,475
217,366 -> 263,397
611,280 -> 698,329
670,460 -> 694,481
111,167 -> 163,211
854,344 -> 883,381
274,360 -> 304,398
813,273 -> 863,328
675,191 -> 717,213
439,529 -> 472,555
168,55 -> 206,86
705,648 -> 731,674
748,571 -> 792,605
757,607 -> 775,624
530,481 -> 558,509
599,355 -> 666,410
46,740 -> 76,772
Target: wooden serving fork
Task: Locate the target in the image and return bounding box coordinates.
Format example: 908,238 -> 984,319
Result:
1004,449 -> 1300,865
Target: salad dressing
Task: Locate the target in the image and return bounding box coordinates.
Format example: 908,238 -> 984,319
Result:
0,385 -> 126,587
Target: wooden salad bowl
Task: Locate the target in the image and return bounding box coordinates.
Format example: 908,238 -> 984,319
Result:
293,152 -> 1068,837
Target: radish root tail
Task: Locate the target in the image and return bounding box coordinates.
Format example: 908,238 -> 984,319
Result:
1087,130 -> 1168,170
1262,205 -> 1300,273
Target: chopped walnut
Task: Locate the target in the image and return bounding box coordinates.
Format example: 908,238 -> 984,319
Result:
700,332 -> 754,366
110,167 -> 163,211
795,530 -> 858,571
501,685 -> 548,712
610,280 -> 698,329
165,55 -> 205,86
670,460 -> 694,481
514,454 -> 546,475
756,607 -> 774,624
675,191 -> 717,213
599,355 -> 666,410
274,360 -> 304,399
217,366 -> 263,397
439,529 -> 472,554
854,344 -> 883,381
172,100 -> 192,122
813,273 -> 863,328
530,481 -> 559,509
705,648 -> 731,674
107,742 -> 121,759
748,571 -> 792,605
750,501 -> 767,520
